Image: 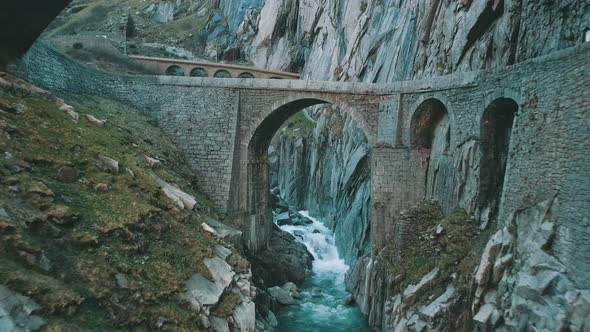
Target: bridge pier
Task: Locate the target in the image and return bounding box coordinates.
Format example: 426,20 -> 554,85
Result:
240,156 -> 273,251
370,145 -> 427,251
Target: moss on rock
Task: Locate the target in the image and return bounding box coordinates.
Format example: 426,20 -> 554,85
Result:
383,201 -> 485,292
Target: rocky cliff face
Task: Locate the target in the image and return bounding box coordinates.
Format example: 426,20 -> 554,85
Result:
269,108 -> 371,264
34,0 -> 589,330
211,0 -> 589,330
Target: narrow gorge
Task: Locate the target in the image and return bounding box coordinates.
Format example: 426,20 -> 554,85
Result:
0,0 -> 589,331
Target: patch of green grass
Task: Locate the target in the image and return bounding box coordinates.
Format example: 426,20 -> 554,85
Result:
281,111 -> 316,139
43,301 -> 119,331
0,86 -> 224,329
48,1 -> 126,37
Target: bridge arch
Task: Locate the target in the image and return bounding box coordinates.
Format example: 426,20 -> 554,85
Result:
410,98 -> 450,149
240,95 -> 373,250
190,67 -> 208,77
479,96 -> 518,220
407,97 -> 454,203
479,88 -> 521,133
245,94 -> 374,148
405,93 -> 457,148
238,72 -> 255,79
214,70 -> 232,78
166,65 -> 185,76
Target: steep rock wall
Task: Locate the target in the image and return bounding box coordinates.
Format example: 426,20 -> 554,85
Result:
213,0 -> 590,330
229,0 -> 587,280
270,109 -> 371,263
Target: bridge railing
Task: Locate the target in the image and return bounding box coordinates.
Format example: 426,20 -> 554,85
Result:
129,55 -> 301,80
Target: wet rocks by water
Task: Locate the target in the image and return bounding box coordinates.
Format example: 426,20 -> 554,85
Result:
282,282 -> 297,292
268,286 -> 296,305
342,294 -> 355,306
311,287 -> 323,298
247,224 -> 313,287
272,195 -> 315,227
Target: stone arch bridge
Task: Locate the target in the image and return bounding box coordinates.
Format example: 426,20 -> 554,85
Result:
20,41 -> 590,288
130,55 -> 300,80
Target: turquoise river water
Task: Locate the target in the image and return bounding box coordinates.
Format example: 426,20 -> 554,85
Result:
275,211 -> 372,332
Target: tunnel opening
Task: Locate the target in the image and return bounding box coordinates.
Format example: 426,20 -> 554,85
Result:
479,97 -> 517,219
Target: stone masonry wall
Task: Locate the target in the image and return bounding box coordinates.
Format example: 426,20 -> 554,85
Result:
18,41 -> 243,211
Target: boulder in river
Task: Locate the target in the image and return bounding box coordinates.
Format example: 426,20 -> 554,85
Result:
291,291 -> 302,299
342,294 -> 355,306
246,224 -> 313,286
282,282 -> 297,292
268,286 -> 296,305
276,212 -> 290,226
311,288 -> 322,297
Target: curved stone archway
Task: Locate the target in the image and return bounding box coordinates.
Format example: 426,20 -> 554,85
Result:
405,94 -> 457,148
244,94 -> 376,149
410,98 -> 450,149
238,97 -> 372,250
238,72 -> 255,79
190,67 -> 208,77
214,69 -> 232,78
407,98 -> 454,209
166,65 -> 185,76
479,97 -> 518,219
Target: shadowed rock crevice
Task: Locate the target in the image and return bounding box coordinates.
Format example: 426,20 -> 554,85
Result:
458,0 -> 505,65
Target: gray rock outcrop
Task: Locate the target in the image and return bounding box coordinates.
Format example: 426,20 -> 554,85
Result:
247,224 -> 313,287
215,0 -> 590,329
472,197 -> 590,331
182,239 -> 256,331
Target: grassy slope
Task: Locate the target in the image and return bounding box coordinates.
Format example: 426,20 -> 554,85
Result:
0,81 -> 238,330
46,0 -> 213,57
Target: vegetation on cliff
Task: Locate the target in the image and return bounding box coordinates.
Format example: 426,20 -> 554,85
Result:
383,201 -> 489,298
0,74 -> 247,330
